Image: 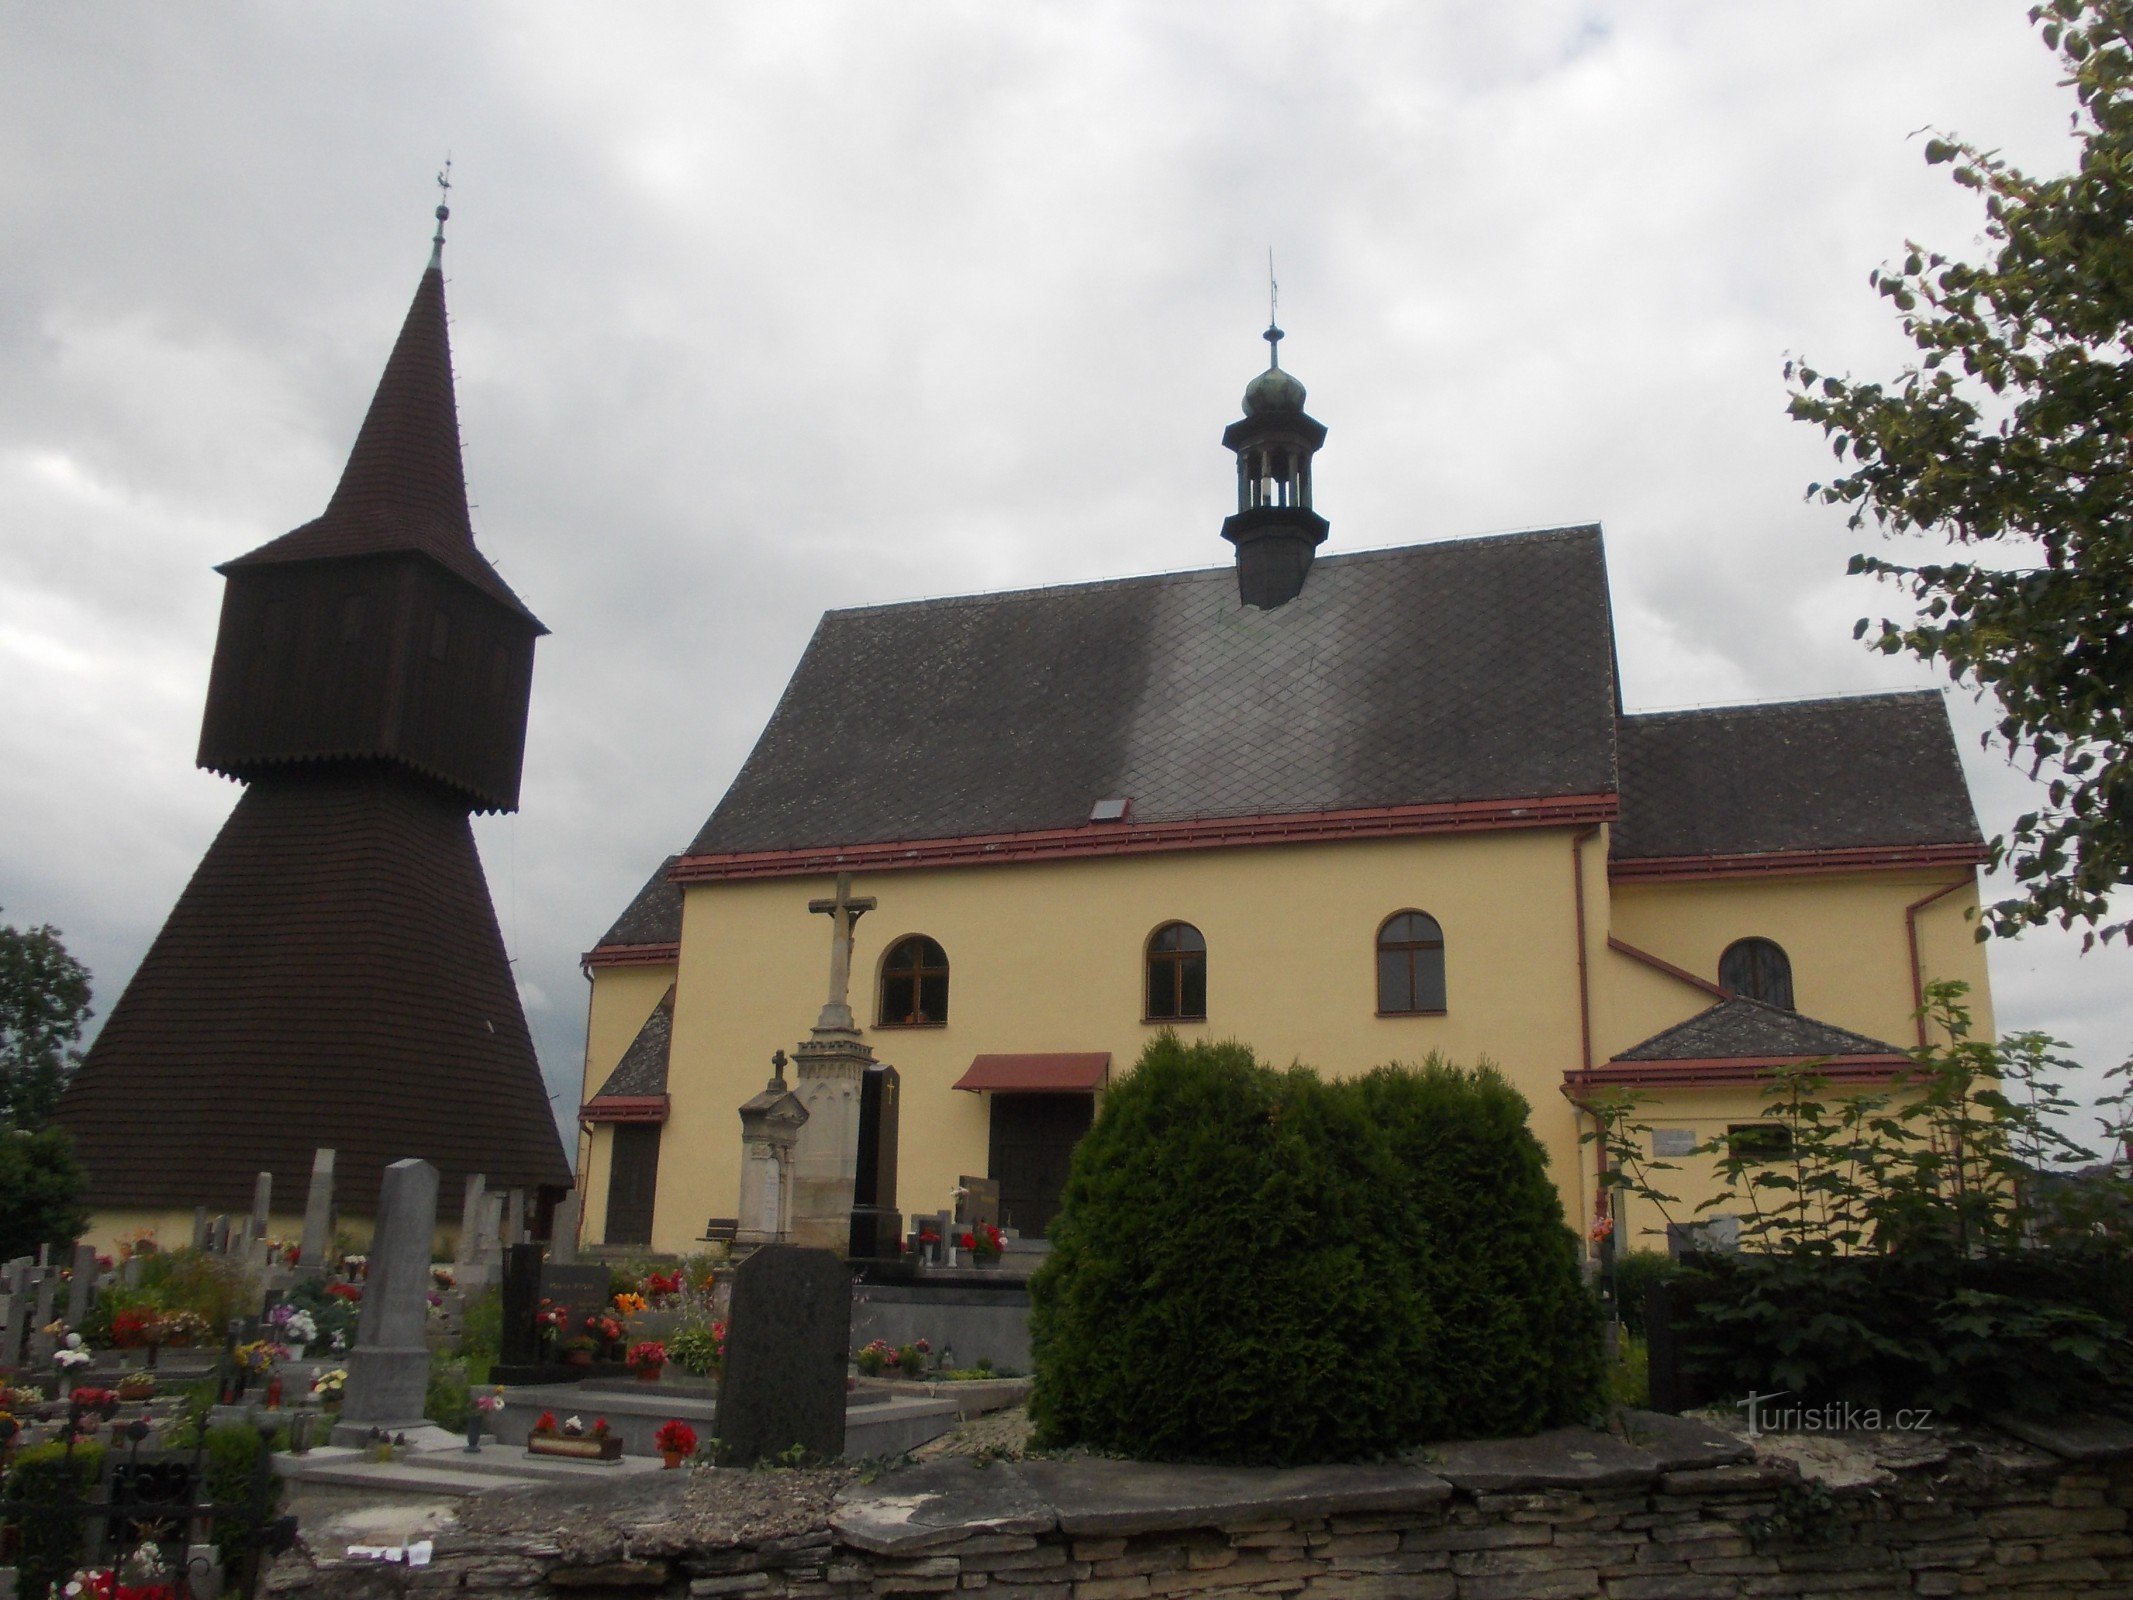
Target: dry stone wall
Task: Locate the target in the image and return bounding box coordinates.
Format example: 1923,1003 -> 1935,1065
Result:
269,1414 -> 2133,1598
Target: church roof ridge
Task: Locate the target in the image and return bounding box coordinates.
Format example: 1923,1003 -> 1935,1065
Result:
823,523 -> 1607,623
1623,687 -> 1948,723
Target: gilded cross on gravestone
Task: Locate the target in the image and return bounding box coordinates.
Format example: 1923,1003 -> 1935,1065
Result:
807,873 -> 876,1033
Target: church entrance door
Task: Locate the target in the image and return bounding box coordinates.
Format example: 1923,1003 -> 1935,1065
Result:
987,1092 -> 1093,1238
605,1123 -> 661,1246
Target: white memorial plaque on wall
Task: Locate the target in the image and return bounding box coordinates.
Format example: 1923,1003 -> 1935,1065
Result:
1651,1128 -> 1698,1158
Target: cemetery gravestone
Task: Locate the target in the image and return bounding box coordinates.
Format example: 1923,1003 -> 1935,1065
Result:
333,1157 -> 439,1443
550,1193 -> 581,1265
498,1243 -> 544,1370
2,1259 -> 32,1366
955,1176 -> 1000,1232
848,1063 -> 901,1260
299,1147 -> 337,1268
249,1170 -> 273,1246
65,1243 -> 97,1329
716,1245 -> 849,1466
455,1172 -> 487,1268
537,1263 -> 612,1326
191,1208 -> 209,1251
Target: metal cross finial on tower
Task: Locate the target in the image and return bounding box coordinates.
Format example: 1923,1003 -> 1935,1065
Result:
429,158 -> 453,268
1265,248 -> 1284,368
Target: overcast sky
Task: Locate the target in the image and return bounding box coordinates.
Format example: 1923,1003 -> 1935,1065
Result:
3,2 -> 2126,1150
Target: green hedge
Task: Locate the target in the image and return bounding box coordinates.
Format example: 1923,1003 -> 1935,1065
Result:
4,1439 -> 105,1599
1029,1037 -> 1599,1463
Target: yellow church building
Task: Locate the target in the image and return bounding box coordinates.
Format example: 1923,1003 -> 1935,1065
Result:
574,326 -> 1991,1260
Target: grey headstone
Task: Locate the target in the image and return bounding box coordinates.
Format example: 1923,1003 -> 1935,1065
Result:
504,1188 -> 527,1246
120,1256 -> 143,1289
299,1148 -> 336,1270
250,1170 -> 273,1241
333,1157 -> 439,1442
29,1270 -> 59,1361
209,1215 -> 230,1255
191,1207 -> 209,1251
454,1172 -> 487,1267
1,1259 -> 32,1366
65,1243 -> 97,1329
716,1245 -> 849,1466
478,1193 -> 505,1261
550,1193 -> 580,1265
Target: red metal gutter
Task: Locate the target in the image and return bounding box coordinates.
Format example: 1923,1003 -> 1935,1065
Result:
582,941 -> 681,971
674,792 -> 1620,883
1905,877 -> 1973,1048
1563,1055 -> 1911,1092
1610,841 -> 1988,884
1606,935 -> 1729,1000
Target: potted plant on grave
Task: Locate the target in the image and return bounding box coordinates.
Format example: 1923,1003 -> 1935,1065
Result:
584,1313 -> 626,1361
535,1300 -> 571,1357
526,1411 -> 623,1462
628,1340 -> 667,1383
310,1367 -> 347,1409
962,1222 -> 1006,1267
654,1418 -> 697,1469
562,1335 -> 598,1368
53,1333 -> 93,1394
115,1369 -> 155,1404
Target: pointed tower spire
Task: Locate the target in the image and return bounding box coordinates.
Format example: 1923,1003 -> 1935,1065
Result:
220,193 -> 537,623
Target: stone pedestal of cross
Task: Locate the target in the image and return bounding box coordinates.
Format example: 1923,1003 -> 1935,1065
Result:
789,874 -> 879,1253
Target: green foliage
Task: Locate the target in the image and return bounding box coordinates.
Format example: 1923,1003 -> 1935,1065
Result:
1352,1059 -> 1602,1440
272,1274 -> 360,1356
1030,1036 -> 1600,1464
0,912 -> 93,1129
0,1124 -> 88,1261
670,1321 -> 723,1377
426,1353 -> 473,1430
1592,984 -> 2133,1416
458,1285 -> 501,1384
1785,0 -> 2133,944
1605,1333 -> 1650,1411
130,1246 -> 257,1335
1609,1250 -> 1679,1334
197,1423 -> 282,1567
4,1438 -> 105,1599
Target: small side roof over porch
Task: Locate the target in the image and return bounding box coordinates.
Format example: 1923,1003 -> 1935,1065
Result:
1565,997 -> 1911,1092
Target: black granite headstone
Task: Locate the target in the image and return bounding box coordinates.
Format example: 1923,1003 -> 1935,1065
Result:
537,1262 -> 612,1324
716,1245 -> 849,1466
499,1243 -> 543,1368
849,1063 -> 902,1260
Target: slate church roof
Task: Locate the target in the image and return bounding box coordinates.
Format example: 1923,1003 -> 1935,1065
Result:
1564,995 -> 1913,1092
1612,694 -> 1984,868
685,526 -> 1623,862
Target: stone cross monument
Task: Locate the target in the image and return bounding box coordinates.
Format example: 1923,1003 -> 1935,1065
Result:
790,874 -> 879,1251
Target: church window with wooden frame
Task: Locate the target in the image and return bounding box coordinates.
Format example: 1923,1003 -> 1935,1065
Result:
1145,922 -> 1207,1021
1719,937 -> 1793,1010
1377,910 -> 1446,1015
878,935 -> 950,1027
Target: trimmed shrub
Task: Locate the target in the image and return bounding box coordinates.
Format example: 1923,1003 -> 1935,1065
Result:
1354,1060 -> 1602,1440
1030,1037 -> 1600,1463
1030,1036 -> 1427,1465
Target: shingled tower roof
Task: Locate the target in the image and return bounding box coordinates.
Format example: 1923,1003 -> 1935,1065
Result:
56,219 -> 568,1216
218,260 -> 541,627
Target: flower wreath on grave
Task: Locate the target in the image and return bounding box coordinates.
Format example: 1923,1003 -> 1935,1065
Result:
960,1223 -> 1005,1260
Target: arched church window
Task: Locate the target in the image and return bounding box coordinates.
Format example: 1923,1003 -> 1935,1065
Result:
878,935 -> 949,1026
1719,937 -> 1794,1010
1377,911 -> 1446,1014
1145,922 -> 1207,1021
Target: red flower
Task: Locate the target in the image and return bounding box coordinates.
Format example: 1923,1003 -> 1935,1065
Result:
654,1418 -> 697,1456
959,1232 -> 976,1251
533,1410 -> 558,1435
326,1282 -> 363,1302
592,1417 -> 611,1437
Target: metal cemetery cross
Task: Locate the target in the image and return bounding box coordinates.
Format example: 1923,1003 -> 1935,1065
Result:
807,871 -> 876,1032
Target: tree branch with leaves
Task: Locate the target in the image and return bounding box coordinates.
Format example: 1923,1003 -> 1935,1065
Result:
1787,0 -> 2133,945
